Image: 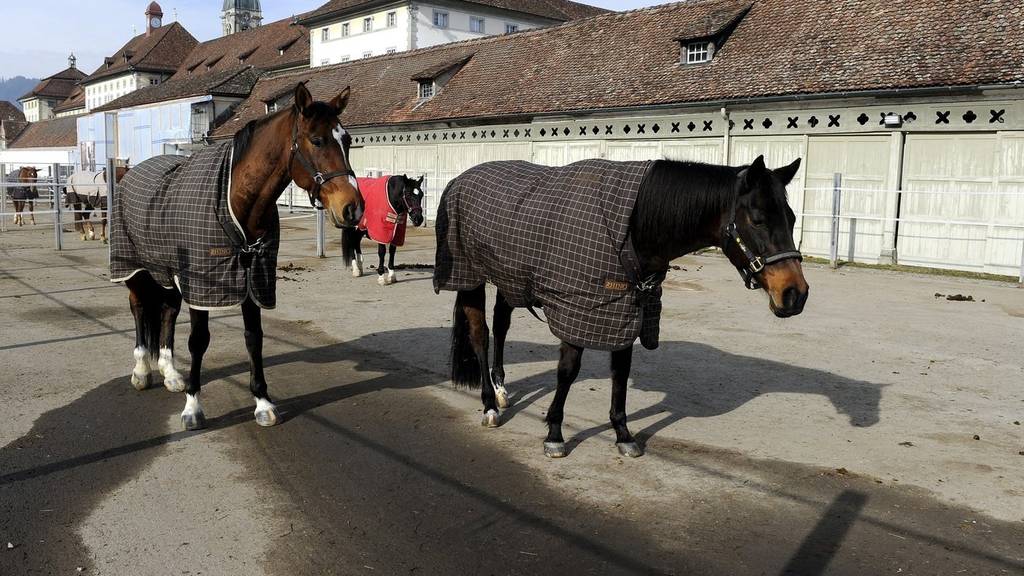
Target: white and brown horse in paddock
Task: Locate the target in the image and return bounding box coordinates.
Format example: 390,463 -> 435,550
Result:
65,166 -> 129,242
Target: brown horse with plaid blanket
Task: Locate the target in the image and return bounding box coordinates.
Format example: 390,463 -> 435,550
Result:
435,155 -> 808,458
116,83 -> 363,431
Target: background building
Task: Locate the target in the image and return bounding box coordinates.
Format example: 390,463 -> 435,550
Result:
18,56 -> 86,122
223,0 -> 264,36
302,0 -> 606,66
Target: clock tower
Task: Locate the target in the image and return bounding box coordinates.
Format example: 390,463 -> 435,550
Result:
145,1 -> 163,36
222,0 -> 263,36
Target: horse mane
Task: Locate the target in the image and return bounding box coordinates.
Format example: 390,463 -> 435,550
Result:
632,160 -> 740,250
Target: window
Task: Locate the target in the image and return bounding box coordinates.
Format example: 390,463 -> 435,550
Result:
363,17 -> 373,32
387,11 -> 397,27
321,59 -> 330,66
433,11 -> 448,28
470,17 -> 485,33
362,50 -> 372,58
341,55 -> 351,62
418,81 -> 434,99
386,47 -> 397,54
504,23 -> 518,33
685,41 -> 713,64
321,27 -> 330,41
341,23 -> 350,36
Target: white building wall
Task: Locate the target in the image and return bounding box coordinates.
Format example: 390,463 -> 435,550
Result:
85,73 -> 166,112
413,2 -> 542,48
311,6 -> 413,66
0,148 -> 76,170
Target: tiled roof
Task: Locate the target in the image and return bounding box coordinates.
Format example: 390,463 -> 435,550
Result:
9,116 -> 78,149
53,86 -> 86,114
82,22 -> 198,85
18,67 -> 87,102
213,0 -> 1024,137
0,101 -> 25,122
1,120 -> 29,144
94,16 -> 309,112
301,0 -> 607,25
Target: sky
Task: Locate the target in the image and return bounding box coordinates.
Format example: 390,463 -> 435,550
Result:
0,0 -> 660,79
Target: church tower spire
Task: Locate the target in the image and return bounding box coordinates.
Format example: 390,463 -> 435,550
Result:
222,0 -> 263,36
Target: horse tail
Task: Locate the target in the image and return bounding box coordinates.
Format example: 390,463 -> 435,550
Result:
341,227 -> 360,267
450,288 -> 483,388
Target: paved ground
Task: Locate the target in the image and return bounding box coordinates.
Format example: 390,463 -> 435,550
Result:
1,216 -> 1022,575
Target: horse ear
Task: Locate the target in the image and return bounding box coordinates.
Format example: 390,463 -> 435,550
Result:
417,176 -> 424,185
329,86 -> 351,114
294,82 -> 313,113
738,155 -> 767,194
774,158 -> 802,186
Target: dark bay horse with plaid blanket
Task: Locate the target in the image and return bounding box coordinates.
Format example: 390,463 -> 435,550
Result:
113,83 -> 363,431
434,155 -> 808,458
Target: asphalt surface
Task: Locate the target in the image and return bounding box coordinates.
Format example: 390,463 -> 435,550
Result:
1,217 -> 1023,575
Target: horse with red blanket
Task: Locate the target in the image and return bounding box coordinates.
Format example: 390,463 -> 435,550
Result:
342,175 -> 425,285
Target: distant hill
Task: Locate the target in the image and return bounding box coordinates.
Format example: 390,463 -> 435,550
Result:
0,77 -> 40,109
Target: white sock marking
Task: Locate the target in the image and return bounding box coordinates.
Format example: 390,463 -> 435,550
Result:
182,393 -> 202,417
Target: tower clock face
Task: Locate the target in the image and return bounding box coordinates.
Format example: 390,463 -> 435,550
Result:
150,16 -> 161,28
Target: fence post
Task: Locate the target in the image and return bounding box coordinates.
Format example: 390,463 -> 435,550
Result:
1018,235 -> 1024,287
0,163 -> 6,233
288,183 -> 294,213
315,208 -> 326,258
829,173 -> 842,269
53,163 -> 63,251
107,158 -> 117,264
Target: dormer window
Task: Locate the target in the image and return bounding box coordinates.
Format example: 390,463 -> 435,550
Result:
418,81 -> 434,99
685,41 -> 714,64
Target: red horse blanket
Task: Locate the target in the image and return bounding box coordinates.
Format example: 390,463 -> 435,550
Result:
357,176 -> 407,246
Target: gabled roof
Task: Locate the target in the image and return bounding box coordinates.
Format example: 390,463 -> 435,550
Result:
18,66 -> 87,102
1,120 -> 29,144
93,16 -> 309,113
53,86 -> 86,114
82,22 -> 198,85
411,55 -> 473,81
300,0 -> 607,25
0,101 -> 25,122
9,116 -> 78,149
213,0 -> 1024,137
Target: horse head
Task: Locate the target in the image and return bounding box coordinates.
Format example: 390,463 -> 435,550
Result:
394,174 -> 426,227
722,155 -> 809,318
289,83 -> 364,228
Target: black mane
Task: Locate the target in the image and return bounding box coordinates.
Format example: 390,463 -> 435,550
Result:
631,160 -> 739,254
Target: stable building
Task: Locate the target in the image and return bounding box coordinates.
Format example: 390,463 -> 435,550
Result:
213,0 -> 1024,277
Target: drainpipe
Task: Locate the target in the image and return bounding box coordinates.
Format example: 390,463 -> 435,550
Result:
720,107 -> 731,164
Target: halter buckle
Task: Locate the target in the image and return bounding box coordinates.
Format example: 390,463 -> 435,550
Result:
749,256 -> 765,274
313,172 -> 327,185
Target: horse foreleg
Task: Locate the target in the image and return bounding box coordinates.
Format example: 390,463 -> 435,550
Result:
610,346 -> 642,457
242,298 -> 279,427
156,289 -> 185,393
100,213 -> 108,244
386,244 -> 397,284
376,243 -> 388,285
182,308 -> 210,430
491,291 -> 513,409
28,201 -> 35,225
543,342 -> 584,458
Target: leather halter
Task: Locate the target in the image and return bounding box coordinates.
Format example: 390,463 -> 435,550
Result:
400,182 -> 424,220
290,118 -> 356,210
723,221 -> 803,290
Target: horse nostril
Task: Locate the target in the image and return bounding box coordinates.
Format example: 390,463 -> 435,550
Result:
783,286 -> 800,310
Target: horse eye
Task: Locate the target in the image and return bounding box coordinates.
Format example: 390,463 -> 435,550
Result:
310,137 -> 323,148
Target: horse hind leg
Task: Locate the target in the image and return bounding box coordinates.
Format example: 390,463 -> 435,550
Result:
543,342 -> 584,458
156,289 -> 185,393
127,278 -> 154,390
452,286 -> 499,427
491,291 -> 513,409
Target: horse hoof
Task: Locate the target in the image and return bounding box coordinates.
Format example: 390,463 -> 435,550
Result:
480,409 -> 500,428
182,411 -> 206,431
351,263 -> 362,277
544,442 -> 567,458
386,272 -> 396,285
130,371 -> 150,391
163,375 -> 186,393
377,274 -> 387,286
255,406 -> 280,427
494,384 -> 510,409
616,442 -> 644,458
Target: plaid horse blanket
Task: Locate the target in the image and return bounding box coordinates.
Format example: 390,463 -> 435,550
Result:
434,159 -> 663,351
110,142 -> 279,310
5,170 -> 38,200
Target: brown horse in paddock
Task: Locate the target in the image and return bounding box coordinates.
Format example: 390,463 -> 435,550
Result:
65,166 -> 129,242
113,83 -> 363,430
7,167 -> 40,226
435,155 -> 808,458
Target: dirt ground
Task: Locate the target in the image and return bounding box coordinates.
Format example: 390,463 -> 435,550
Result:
1,216 -> 1022,575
